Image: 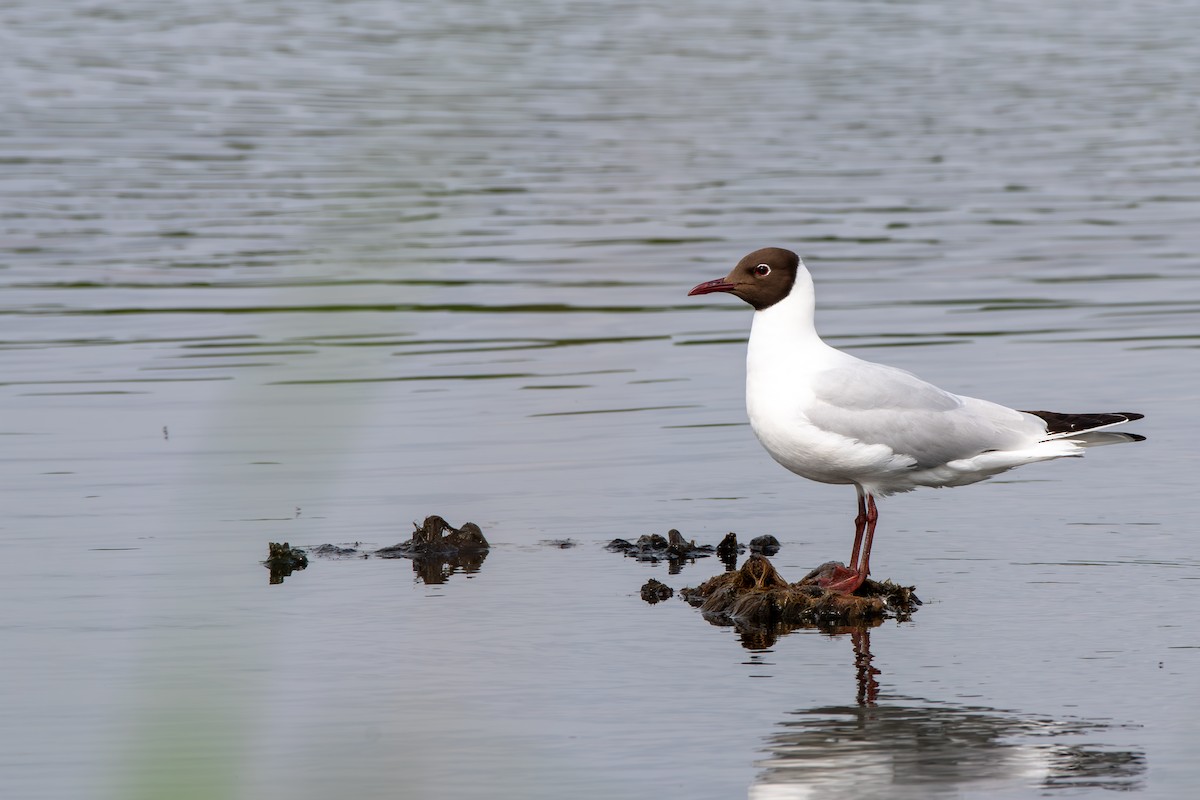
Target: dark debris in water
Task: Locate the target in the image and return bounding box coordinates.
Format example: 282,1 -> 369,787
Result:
264,541 -> 307,584
607,529 -> 714,562
716,532 -> 740,564
640,578 -> 674,604
302,515 -> 490,584
309,543 -> 364,559
376,515 -> 489,558
681,554 -> 919,636
540,538 -> 578,548
609,530 -> 781,572
375,515 -> 489,584
748,534 -> 781,555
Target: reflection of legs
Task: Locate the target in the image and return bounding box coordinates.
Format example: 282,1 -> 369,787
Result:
851,627 -> 880,707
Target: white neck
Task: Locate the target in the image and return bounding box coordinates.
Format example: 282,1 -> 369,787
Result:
743,265 -> 831,426
748,266 -> 821,351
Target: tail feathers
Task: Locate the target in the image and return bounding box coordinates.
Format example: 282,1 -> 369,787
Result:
1020,410 -> 1145,443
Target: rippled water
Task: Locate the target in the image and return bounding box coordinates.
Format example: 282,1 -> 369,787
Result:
3,1 -> 1199,798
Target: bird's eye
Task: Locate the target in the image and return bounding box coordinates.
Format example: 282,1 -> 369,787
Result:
754,263 -> 771,276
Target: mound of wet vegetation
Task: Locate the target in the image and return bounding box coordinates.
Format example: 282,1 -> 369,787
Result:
681,555 -> 919,633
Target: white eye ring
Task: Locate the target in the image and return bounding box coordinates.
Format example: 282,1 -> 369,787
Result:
754,263 -> 771,276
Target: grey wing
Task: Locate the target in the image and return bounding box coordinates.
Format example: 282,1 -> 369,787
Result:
806,361 -> 1035,467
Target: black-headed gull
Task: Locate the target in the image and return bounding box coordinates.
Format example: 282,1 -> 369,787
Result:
689,247 -> 1144,593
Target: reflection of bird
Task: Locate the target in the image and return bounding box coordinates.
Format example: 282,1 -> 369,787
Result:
743,629 -> 1144,797
690,248 -> 1144,592
750,696 -> 1146,799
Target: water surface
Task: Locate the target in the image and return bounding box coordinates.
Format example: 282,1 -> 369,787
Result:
3,1 -> 1199,798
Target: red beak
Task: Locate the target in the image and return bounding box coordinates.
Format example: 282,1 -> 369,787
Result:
688,278 -> 737,296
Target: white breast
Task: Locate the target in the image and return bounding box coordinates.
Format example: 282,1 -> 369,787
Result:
744,287 -> 892,486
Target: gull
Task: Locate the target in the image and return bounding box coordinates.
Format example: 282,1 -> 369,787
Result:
689,248 -> 1145,592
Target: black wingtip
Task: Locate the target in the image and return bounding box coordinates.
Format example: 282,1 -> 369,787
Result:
1020,410 -> 1145,435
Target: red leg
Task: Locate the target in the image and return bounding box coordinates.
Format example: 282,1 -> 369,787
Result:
819,491 -> 878,594
848,487 -> 867,570
858,494 -> 879,579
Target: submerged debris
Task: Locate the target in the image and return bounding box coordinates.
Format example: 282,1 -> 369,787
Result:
611,530 -> 784,572
374,515 -> 490,584
716,532 -> 741,569
376,515 -> 489,558
304,516 -> 490,584
748,534 -> 781,555
606,529 -> 718,573
540,538 -> 578,549
264,542 -> 308,584
681,554 -> 919,635
640,578 -> 674,604
309,543 -> 363,558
